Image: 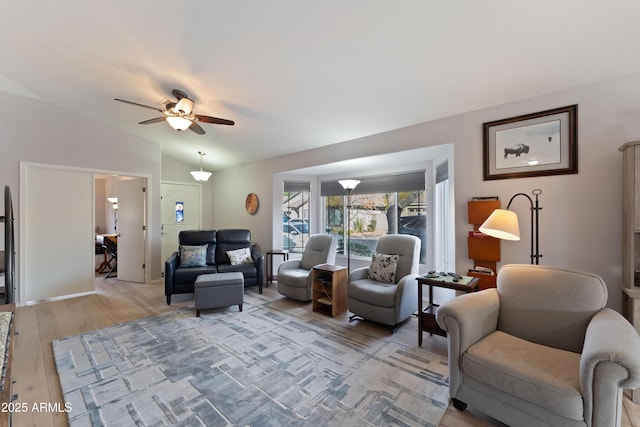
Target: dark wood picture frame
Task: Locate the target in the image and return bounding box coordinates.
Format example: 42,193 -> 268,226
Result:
483,105 -> 577,180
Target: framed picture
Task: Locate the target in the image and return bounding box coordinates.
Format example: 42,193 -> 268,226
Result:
483,105 -> 577,180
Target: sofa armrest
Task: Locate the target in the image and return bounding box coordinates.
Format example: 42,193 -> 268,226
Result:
349,267 -> 369,282
395,274 -> 420,322
436,289 -> 500,395
251,247 -> 264,285
580,308 -> 640,424
164,251 -> 179,302
278,259 -> 302,272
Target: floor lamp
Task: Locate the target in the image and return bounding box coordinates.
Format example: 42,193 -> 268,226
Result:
339,179 -> 360,272
479,189 -> 543,264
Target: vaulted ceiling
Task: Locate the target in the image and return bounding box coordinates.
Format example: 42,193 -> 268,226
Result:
2,1 -> 640,170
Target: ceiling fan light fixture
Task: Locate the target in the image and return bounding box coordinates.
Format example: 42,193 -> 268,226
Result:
191,151 -> 212,182
115,91 -> 233,135
175,97 -> 194,115
166,115 -> 192,131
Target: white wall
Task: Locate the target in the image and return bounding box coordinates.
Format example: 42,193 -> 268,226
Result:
0,91 -> 164,294
207,72 -> 640,313
3,73 -> 639,310
95,178 -> 107,233
22,165 -> 95,302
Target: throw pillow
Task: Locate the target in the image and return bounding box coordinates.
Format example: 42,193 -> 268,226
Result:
368,253 -> 399,283
227,247 -> 254,266
179,244 -> 208,267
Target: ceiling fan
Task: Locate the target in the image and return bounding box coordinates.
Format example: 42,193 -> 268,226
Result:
115,89 -> 234,135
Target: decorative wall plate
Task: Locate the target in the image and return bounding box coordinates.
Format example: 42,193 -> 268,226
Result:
245,193 -> 259,215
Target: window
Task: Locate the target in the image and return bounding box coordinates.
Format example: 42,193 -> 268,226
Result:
434,161 -> 450,271
175,202 -> 184,222
282,181 -> 310,253
321,171 -> 427,263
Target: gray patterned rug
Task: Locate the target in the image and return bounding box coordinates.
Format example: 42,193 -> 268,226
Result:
53,293 -> 449,426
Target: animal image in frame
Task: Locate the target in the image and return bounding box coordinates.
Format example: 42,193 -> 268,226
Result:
483,105 -> 577,180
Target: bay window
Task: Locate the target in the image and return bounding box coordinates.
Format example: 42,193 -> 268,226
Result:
321,171 -> 427,264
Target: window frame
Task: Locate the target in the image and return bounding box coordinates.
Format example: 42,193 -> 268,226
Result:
273,147 -> 454,273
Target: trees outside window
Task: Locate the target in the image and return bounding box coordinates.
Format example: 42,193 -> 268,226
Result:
324,190 -> 426,263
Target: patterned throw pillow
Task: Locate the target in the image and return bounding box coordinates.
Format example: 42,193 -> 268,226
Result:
368,253 -> 399,283
179,244 -> 208,267
227,247 -> 254,266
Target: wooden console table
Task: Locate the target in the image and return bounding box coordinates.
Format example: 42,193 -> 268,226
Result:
417,274 -> 479,345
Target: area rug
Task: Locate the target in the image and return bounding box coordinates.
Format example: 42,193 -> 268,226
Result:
53,294 -> 449,426
0,312 -> 12,392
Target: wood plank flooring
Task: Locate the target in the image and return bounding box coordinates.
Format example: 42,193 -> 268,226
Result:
9,277 -> 640,426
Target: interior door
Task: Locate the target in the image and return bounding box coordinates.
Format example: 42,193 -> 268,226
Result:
161,182 -> 201,273
117,178 -> 147,283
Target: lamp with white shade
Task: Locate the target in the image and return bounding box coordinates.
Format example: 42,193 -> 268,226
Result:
166,116 -> 192,131
107,197 -> 118,232
190,151 -> 212,182
479,189 -> 542,264
338,179 -> 360,272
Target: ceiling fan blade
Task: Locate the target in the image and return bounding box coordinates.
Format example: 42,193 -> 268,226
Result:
195,114 -> 235,126
139,117 -> 166,125
189,121 -> 206,135
115,98 -> 165,113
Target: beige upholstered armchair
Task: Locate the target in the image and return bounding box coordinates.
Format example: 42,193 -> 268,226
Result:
277,234 -> 336,301
436,264 -> 640,427
347,234 -> 420,332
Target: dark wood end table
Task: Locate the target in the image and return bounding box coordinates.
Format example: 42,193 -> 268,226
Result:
265,249 -> 289,286
417,274 -> 479,345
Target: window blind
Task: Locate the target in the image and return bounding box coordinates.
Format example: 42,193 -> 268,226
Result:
321,170 -> 425,196
284,181 -> 311,193
436,161 -> 448,184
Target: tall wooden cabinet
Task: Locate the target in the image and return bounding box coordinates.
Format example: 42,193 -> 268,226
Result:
619,141 -> 640,333
467,199 -> 501,290
619,141 -> 640,403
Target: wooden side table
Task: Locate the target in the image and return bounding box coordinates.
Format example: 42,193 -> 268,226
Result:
417,274 -> 479,345
311,264 -> 348,317
265,249 -> 289,286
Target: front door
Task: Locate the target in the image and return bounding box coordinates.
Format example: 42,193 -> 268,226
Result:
161,182 -> 202,274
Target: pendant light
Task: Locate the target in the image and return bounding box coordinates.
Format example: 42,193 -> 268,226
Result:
191,151 -> 212,182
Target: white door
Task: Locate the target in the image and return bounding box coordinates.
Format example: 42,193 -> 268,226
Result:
22,165 -> 94,303
161,182 -> 202,272
117,178 -> 147,283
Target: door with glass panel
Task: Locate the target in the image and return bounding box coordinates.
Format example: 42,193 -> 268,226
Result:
161,182 -> 202,274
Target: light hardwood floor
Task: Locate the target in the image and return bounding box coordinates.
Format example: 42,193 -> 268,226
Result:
10,277 -> 640,426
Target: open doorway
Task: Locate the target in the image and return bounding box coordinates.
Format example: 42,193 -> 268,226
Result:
95,175 -> 147,283
20,163 -> 150,305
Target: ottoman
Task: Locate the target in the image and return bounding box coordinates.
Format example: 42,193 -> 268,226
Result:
194,272 -> 244,317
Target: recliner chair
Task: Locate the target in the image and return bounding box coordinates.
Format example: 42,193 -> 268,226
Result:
347,234 -> 420,331
277,234 -> 336,301
436,264 -> 640,427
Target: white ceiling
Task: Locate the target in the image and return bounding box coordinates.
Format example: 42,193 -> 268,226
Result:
2,1 -> 640,171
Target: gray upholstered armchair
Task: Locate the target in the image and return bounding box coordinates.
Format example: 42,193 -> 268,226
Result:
347,234 -> 420,332
436,264 -> 640,427
277,234 -> 336,301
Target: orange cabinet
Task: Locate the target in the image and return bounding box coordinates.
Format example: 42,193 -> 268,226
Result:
467,199 -> 500,290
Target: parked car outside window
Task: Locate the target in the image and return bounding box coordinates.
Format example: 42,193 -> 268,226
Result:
287,219 -> 309,234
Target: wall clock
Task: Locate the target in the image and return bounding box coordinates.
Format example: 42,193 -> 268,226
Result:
245,193 -> 259,215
